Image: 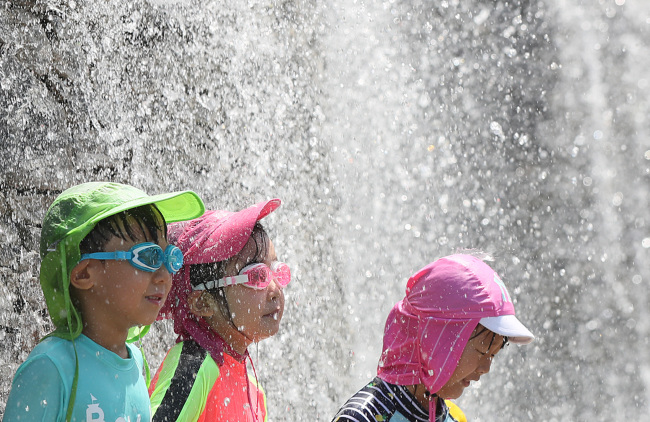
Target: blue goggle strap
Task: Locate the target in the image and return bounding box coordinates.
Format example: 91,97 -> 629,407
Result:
80,250 -> 135,262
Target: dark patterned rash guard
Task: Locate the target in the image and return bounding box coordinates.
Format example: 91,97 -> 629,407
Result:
332,377 -> 463,422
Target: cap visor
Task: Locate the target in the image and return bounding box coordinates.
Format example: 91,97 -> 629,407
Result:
82,190 -> 205,230
479,315 -> 535,344
150,191 -> 206,223
256,199 -> 281,220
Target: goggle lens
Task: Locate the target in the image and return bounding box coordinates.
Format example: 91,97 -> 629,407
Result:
239,261 -> 291,289
133,244 -> 164,270
245,266 -> 267,287
165,245 -> 184,274
270,261 -> 291,287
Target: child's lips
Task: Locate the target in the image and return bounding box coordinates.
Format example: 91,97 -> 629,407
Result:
263,308 -> 281,319
145,293 -> 164,305
463,376 -> 480,387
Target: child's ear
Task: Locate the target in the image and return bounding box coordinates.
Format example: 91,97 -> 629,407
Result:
69,260 -> 94,290
187,291 -> 215,317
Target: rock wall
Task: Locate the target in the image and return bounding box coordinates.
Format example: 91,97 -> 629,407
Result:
0,0 -> 349,419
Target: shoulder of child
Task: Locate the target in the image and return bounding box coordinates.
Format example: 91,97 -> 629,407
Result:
150,341 -> 219,422
445,400 -> 467,422
5,344 -> 68,421
27,336 -> 78,375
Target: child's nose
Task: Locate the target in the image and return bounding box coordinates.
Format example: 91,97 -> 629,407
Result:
477,355 -> 493,375
153,266 -> 173,285
267,278 -> 282,299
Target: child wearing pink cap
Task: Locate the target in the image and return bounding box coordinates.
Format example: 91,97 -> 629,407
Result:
148,199 -> 289,422
332,253 -> 534,422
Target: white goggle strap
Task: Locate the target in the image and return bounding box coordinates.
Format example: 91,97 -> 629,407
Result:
193,275 -> 249,291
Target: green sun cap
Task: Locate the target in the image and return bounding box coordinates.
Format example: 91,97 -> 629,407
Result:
39,181 -> 205,339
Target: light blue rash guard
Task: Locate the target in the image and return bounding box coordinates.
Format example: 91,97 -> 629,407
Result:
4,334 -> 151,422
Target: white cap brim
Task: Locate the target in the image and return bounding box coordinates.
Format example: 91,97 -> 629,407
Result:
480,315 -> 535,344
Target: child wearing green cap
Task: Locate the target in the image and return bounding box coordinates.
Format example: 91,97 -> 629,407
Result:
3,182 -> 204,422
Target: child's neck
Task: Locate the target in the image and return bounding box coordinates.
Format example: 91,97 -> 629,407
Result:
406,384 -> 433,410
82,324 -> 130,359
219,326 -> 252,356
205,315 -> 253,355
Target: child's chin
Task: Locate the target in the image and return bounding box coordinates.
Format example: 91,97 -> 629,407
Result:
139,315 -> 159,326
254,326 -> 281,342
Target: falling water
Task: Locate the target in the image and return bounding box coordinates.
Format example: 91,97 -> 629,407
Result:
1,1 -> 649,421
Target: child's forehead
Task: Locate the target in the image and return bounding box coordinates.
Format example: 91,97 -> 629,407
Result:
104,212 -> 167,243
229,234 -> 275,271
472,328 -> 505,350
472,327 -> 496,343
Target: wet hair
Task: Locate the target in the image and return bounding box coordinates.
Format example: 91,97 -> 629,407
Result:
79,204 -> 167,254
470,324 -> 509,351
189,222 -> 270,320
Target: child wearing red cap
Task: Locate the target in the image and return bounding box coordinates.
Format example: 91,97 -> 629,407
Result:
149,199 -> 289,422
332,253 -> 535,422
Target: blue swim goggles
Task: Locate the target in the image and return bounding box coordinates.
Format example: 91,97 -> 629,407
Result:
80,242 -> 184,274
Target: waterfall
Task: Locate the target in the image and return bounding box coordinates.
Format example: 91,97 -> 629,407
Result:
1,1 -> 649,420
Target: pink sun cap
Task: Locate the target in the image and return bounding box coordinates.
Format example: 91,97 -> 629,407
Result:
377,254 -> 534,419
158,198 -> 281,363
166,198 -> 281,266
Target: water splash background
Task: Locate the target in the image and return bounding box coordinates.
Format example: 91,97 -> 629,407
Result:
1,0 -> 649,420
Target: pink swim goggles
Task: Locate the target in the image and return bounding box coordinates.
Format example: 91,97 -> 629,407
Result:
194,261 -> 291,291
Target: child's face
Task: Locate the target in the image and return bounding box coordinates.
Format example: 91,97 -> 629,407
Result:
221,234 -> 285,343
83,226 -> 173,334
436,327 -> 505,399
